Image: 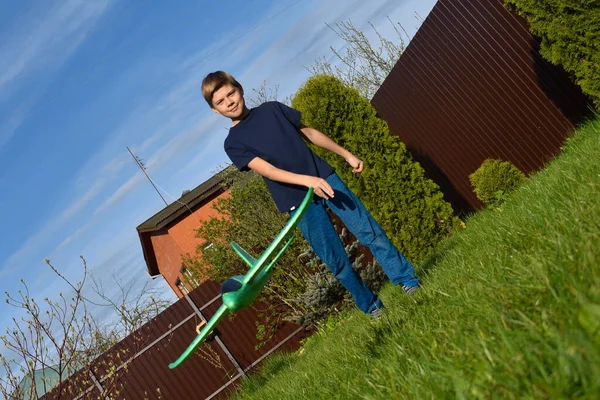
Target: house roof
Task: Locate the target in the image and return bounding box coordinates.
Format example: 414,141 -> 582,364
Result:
15,365 -> 60,399
136,173 -> 225,232
136,170 -> 229,277
16,361 -> 85,399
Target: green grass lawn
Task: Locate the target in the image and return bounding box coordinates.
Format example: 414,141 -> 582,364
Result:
233,116 -> 600,400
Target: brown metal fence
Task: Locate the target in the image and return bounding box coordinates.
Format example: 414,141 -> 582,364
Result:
371,0 -> 593,215
42,280 -> 309,399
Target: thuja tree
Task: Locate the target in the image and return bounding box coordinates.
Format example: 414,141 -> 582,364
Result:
504,0 -> 600,108
292,75 -> 461,262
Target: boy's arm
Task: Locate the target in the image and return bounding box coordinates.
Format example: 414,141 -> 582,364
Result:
247,157 -> 335,200
299,125 -> 363,173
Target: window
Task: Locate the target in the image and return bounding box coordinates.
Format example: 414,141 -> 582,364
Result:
180,265 -> 199,288
175,277 -> 189,295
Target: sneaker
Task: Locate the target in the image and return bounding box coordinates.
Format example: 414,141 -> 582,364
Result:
402,285 -> 420,295
370,306 -> 386,320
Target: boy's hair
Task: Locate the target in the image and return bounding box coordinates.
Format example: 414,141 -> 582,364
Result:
201,71 -> 243,107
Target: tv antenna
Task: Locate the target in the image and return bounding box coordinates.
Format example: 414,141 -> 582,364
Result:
126,146 -> 168,207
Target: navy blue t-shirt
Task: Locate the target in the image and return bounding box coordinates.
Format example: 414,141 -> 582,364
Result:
224,101 -> 334,212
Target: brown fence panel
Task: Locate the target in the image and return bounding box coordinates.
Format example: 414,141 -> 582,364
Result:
186,280 -> 310,371
215,301 -> 307,369
115,319 -> 238,399
371,0 -> 592,214
42,278 -> 306,399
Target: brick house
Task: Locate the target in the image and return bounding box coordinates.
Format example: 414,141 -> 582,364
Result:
136,173 -> 229,297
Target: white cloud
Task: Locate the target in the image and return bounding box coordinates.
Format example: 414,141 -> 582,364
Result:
0,0 -> 112,88
236,0 -> 415,95
0,177 -> 110,277
62,179 -> 106,221
32,39 -> 235,267
94,173 -> 145,216
93,116 -> 222,216
100,154 -> 129,177
0,111 -> 27,150
148,118 -> 221,171
68,50 -> 216,194
56,224 -> 92,251
0,1 -> 113,151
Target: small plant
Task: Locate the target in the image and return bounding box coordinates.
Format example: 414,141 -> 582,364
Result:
469,159 -> 528,207
290,268 -> 350,328
289,229 -> 389,328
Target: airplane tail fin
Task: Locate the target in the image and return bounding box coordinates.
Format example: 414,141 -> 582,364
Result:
242,189 -> 313,285
231,241 -> 257,267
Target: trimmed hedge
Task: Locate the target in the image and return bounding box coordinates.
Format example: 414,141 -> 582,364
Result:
469,159 -> 528,208
504,0 -> 600,108
291,75 -> 461,262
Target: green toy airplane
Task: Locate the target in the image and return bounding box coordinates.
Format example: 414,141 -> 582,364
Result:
168,188 -> 314,369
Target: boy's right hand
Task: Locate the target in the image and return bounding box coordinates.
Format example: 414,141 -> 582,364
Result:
304,176 -> 334,199
248,157 -> 335,199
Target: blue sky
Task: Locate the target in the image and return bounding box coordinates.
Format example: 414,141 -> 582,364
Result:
0,0 -> 436,340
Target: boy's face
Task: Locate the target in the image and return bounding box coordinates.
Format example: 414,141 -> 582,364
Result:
211,83 -> 246,120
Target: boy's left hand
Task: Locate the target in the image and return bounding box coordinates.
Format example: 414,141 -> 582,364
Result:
346,154 -> 364,174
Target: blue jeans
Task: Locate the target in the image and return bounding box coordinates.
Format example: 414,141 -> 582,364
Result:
292,173 -> 420,314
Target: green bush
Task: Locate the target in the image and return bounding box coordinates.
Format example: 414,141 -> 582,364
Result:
504,0 -> 600,109
291,75 -> 461,261
469,159 -> 528,207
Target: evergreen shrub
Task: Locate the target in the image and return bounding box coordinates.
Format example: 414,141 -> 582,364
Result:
504,0 -> 600,108
290,231 -> 387,328
291,75 -> 461,261
469,159 -> 528,207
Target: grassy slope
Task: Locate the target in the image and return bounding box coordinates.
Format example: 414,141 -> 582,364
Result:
234,116 -> 600,400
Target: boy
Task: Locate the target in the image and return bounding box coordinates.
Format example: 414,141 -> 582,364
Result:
202,71 -> 420,318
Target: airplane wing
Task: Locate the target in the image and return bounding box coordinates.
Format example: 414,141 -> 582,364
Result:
168,189 -> 313,370
168,304 -> 229,369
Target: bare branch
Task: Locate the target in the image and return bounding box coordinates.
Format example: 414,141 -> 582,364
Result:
1,256 -> 169,398
306,17 -> 415,99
